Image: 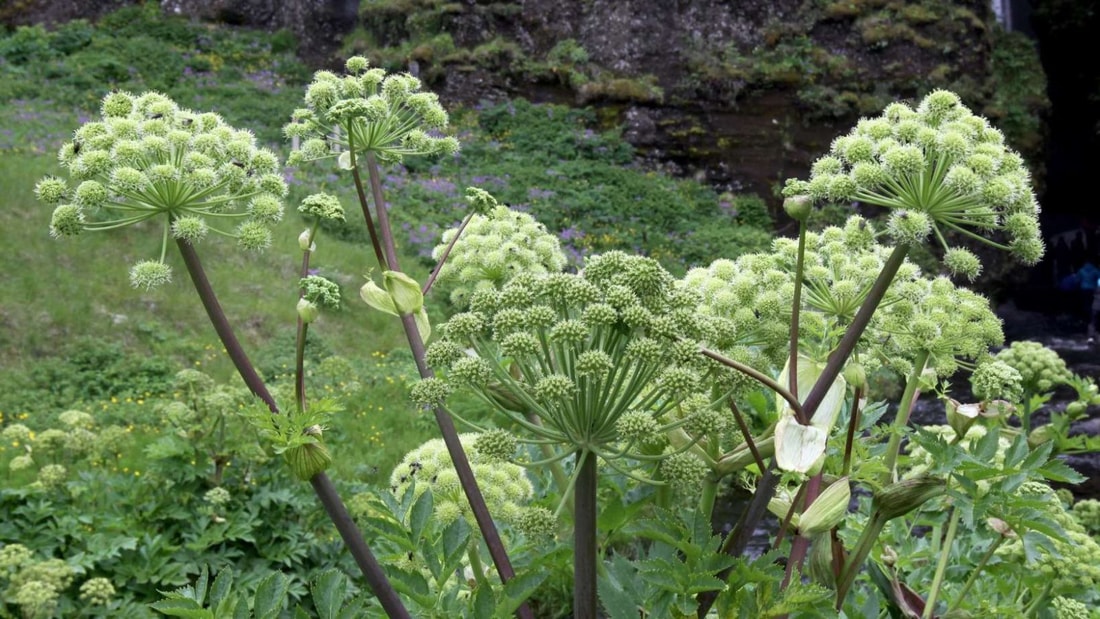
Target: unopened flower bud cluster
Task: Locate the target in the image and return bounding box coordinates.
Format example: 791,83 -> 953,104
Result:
681,218 -> 911,373
431,199 -> 567,307
389,433 -> 541,533
997,481 -> 1100,602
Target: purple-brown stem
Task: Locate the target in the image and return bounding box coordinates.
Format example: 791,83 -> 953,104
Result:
355,152 -> 531,619
573,450 -> 599,619
422,213 -> 474,296
175,238 -> 410,618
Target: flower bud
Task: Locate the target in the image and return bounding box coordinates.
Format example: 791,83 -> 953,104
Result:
946,398 -> 980,436
298,229 -> 316,251
285,426 -> 331,480
383,270 -> 424,315
783,194 -> 813,221
297,298 -> 319,324
1027,424 -> 1055,449
361,277 -> 396,314
799,477 -> 851,535
872,475 -> 945,520
842,362 -> 867,390
986,517 -> 1016,538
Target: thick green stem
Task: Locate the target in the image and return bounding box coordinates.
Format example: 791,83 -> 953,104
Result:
294,232 -> 314,415
801,244 -> 911,423
573,450 -> 599,619
882,350 -> 930,484
174,238 -> 410,618
922,507 -> 959,619
835,510 -> 888,609
789,220 -> 808,404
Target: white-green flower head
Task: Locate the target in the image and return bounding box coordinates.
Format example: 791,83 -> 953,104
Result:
993,340 -> 1074,394
872,275 -> 1003,377
784,90 -> 1043,271
681,221 -> 916,368
285,57 -> 459,165
38,91 -> 288,288
390,433 -> 535,528
435,251 -> 718,476
431,194 -> 567,307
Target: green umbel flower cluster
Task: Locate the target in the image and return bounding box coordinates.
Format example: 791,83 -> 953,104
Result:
428,251 -> 728,487
1050,596 -> 1089,619
0,546 -> 75,619
284,56 -> 458,165
78,577 -> 116,606
1071,499 -> 1100,536
681,218 -> 917,370
390,433 -> 537,529
969,359 -> 1024,402
783,90 -> 1043,272
35,91 -> 289,289
870,273 -> 1003,378
992,340 -> 1074,394
681,217 -> 1001,381
432,196 -> 567,307
998,482 -> 1100,604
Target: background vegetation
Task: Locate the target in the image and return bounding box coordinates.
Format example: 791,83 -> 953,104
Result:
0,6 -> 775,616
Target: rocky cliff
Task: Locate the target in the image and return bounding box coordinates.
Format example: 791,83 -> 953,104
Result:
4,0 -> 1050,225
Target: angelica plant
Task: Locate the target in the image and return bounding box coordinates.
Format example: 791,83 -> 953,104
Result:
428,250 -> 730,617
286,56 -> 526,614
40,90 -> 410,618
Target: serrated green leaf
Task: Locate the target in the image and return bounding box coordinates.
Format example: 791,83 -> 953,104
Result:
310,571 -> 343,619
599,579 -> 642,619
1039,459 -> 1085,483
499,570 -> 549,615
232,597 -> 249,619
209,568 -> 234,608
597,496 -> 627,531
253,572 -> 289,619
442,518 -> 471,576
194,566 -> 210,605
973,427 -> 1001,462
409,490 -> 433,545
212,592 -> 240,619
389,569 -> 432,603
1003,433 -> 1030,469
472,584 -> 495,618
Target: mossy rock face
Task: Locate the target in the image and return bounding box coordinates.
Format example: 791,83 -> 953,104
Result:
341,0 -> 1047,220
